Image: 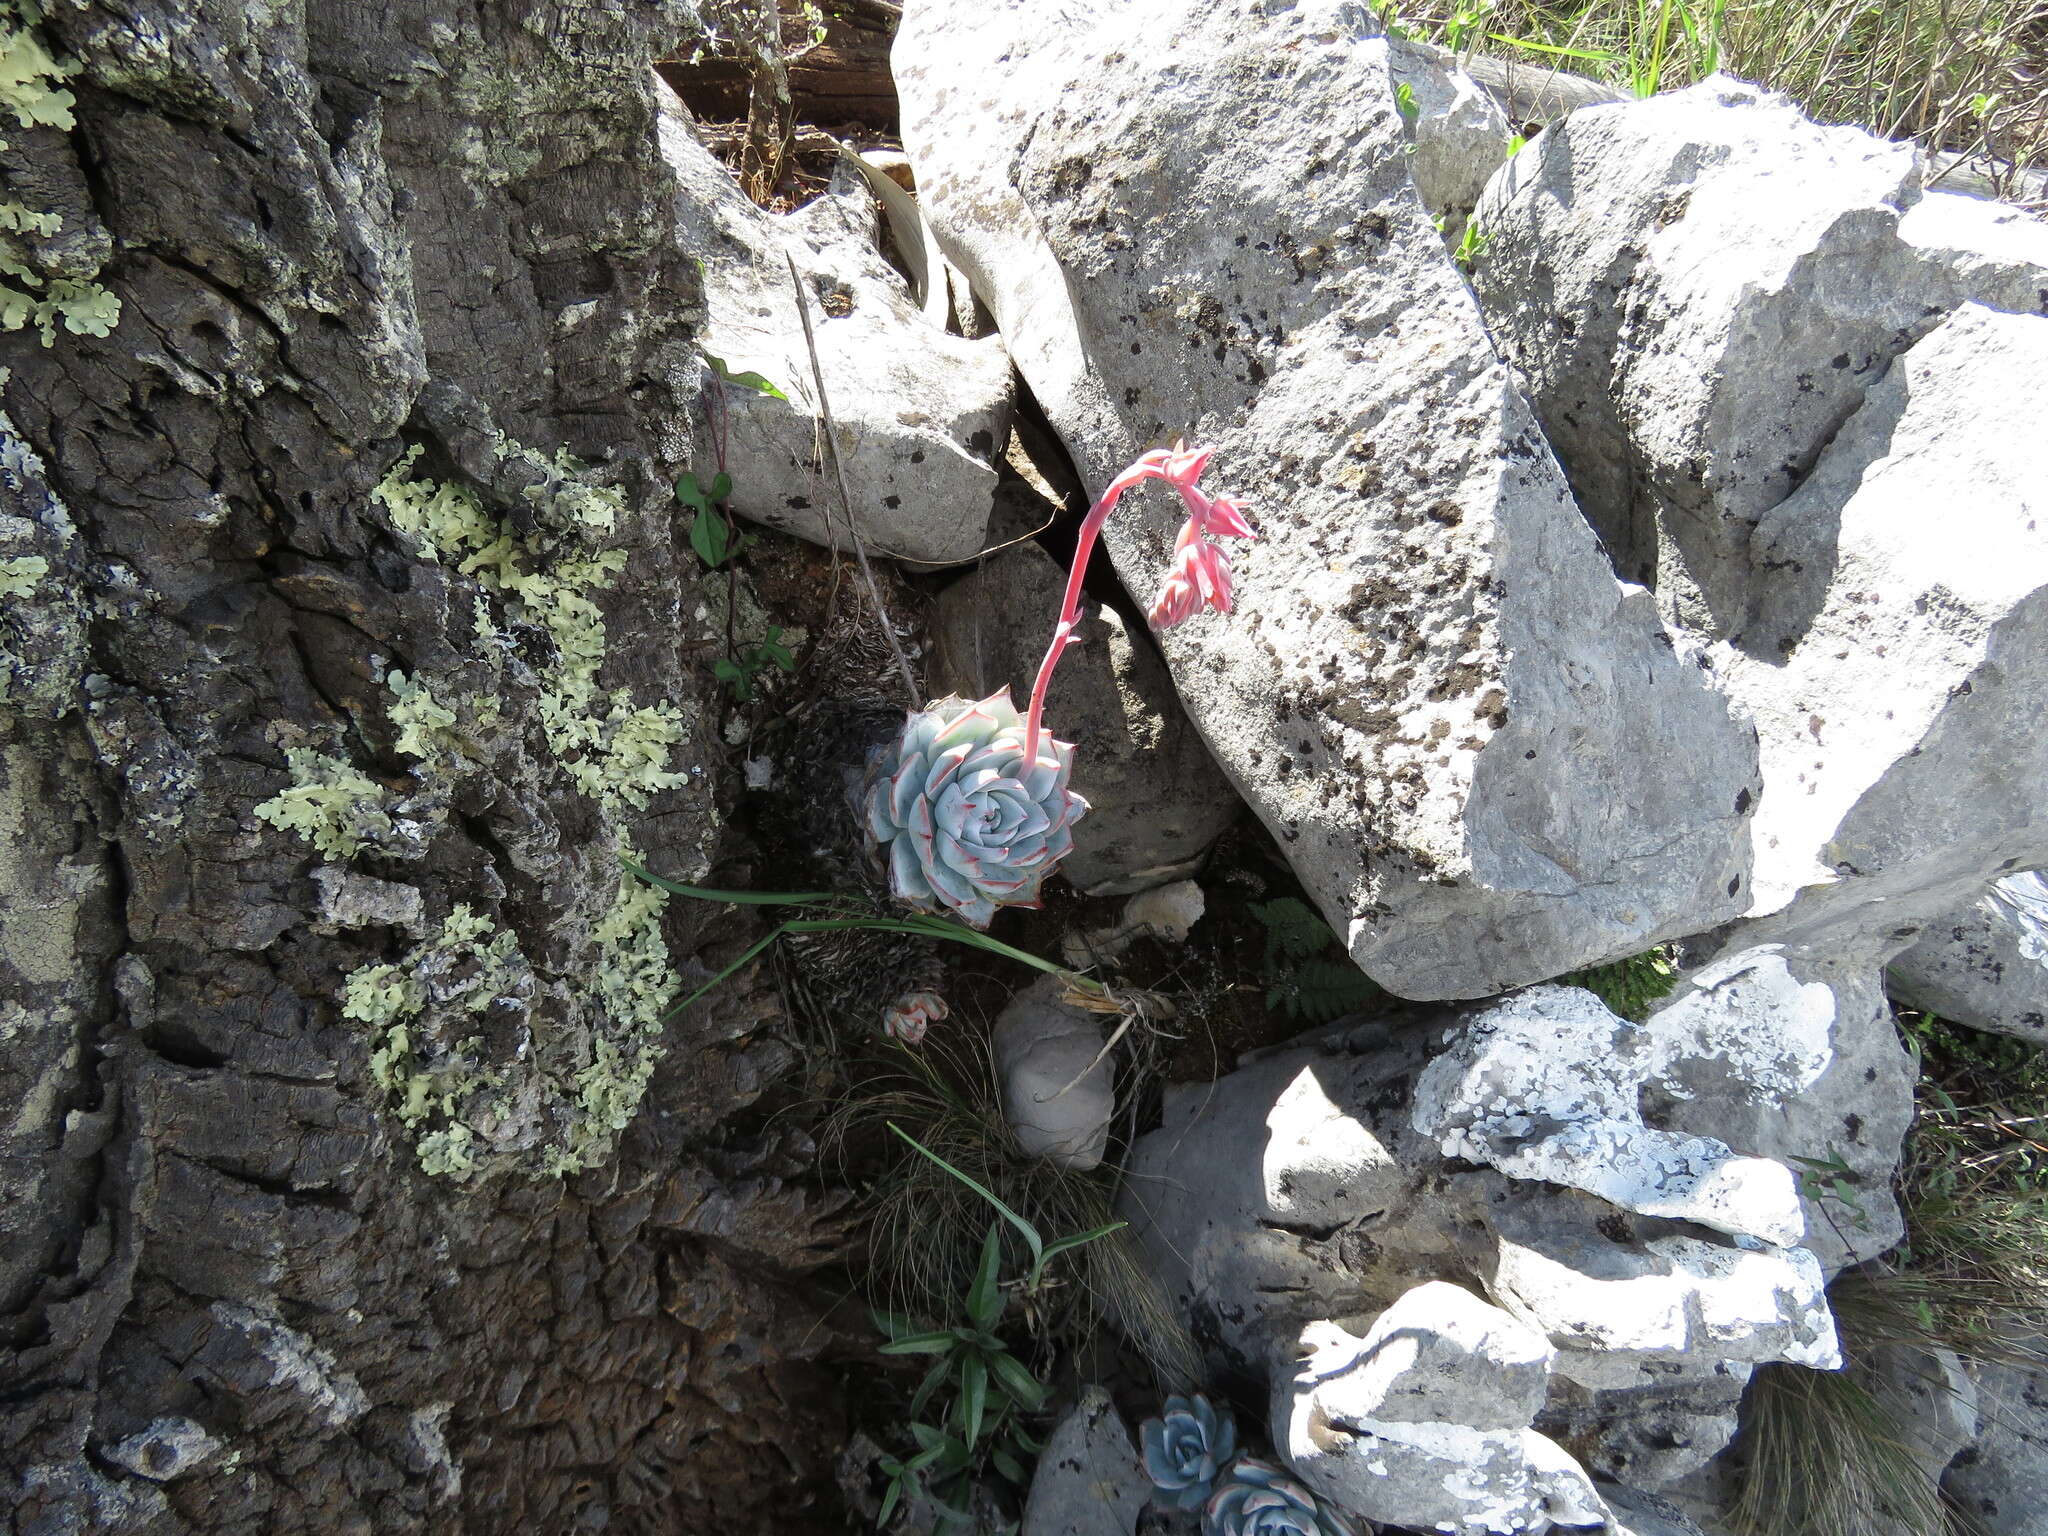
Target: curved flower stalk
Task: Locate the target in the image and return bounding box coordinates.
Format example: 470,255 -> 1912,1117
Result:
865,692 -> 1088,928
868,442 -> 1247,927
1022,440 -> 1256,766
1204,1457 -> 1362,1536
1141,1394 -> 1239,1510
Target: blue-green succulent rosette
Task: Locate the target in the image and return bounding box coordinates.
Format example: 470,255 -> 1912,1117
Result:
865,691 -> 1088,929
1204,1457 -> 1363,1536
1142,1394 -> 1239,1510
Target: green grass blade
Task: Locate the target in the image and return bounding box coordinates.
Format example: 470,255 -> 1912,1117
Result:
967,1222 -> 1004,1329
1485,31 -> 1617,61
889,1122 -> 1045,1267
619,857 -> 837,906
1037,1222 -> 1127,1272
657,922 -> 788,1021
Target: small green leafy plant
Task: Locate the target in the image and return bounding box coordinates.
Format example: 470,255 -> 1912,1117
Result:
1559,944 -> 1678,1022
680,355 -> 802,701
1452,218 -> 1494,272
711,624 -> 794,701
870,1125 -> 1124,1528
677,469 -> 745,566
1247,897 -> 1382,1024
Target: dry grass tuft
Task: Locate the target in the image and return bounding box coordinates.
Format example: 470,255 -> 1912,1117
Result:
1383,0 -> 2048,193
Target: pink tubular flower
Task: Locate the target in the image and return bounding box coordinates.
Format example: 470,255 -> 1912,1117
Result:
1149,521 -> 1237,628
1020,440 -> 1256,766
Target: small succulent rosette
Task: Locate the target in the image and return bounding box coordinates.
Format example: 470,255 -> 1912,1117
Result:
1141,1394 -> 1238,1510
1203,1457 -> 1362,1536
880,988 -> 948,1045
865,691 -> 1088,929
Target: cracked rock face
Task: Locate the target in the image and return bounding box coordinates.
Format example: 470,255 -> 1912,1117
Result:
1473,77 -> 2048,636
1117,979 -> 1844,1518
898,0 -> 1758,1001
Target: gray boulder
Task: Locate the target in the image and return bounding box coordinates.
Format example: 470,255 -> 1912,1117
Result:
1116,981 -> 1845,1496
1473,77 -> 2047,633
1889,872 -> 2048,1043
1274,1285 -> 1607,1535
927,540 -> 1241,896
1021,1388 -> 1149,1536
1943,1353 -> 2048,1536
1645,942 -> 1917,1272
658,90 -> 1014,565
1718,304 -> 2048,937
899,0 -> 1758,1001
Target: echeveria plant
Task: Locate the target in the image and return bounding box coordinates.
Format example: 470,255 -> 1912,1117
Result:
1141,1394 -> 1238,1510
868,442 -> 1252,928
1204,1457 -> 1361,1536
864,692 -> 1087,928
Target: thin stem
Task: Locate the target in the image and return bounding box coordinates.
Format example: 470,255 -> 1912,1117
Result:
1021,483 -> 1124,765
785,253 -> 920,709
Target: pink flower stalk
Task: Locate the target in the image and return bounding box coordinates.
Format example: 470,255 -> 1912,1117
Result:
1020,441 -> 1255,766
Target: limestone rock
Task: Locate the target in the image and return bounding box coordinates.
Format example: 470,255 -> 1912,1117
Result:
1719,304 -> 2048,931
1867,1345 -> 1979,1488
1410,958 -> 1831,1246
1599,1483 -> 1717,1536
1889,872 -> 2048,1043
1274,1287 -> 1607,1535
1943,1353 -> 2048,1535
1021,1388 -> 1149,1536
899,0 -> 1758,1001
1473,77 -> 2048,632
927,539 -> 1241,896
659,92 -> 1014,565
98,1417 -> 223,1483
1388,36 -> 1516,240
1117,983 -> 1845,1491
1646,943 -> 1916,1272
1062,880 -> 1207,968
993,976 -> 1115,1171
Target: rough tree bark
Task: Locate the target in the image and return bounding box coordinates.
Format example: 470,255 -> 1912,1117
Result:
1,1 -> 849,1530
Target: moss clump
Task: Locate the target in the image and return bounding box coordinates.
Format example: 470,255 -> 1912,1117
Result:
1560,945 -> 1679,1022
0,1 -> 121,345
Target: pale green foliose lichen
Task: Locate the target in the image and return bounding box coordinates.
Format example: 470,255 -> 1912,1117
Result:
341,872 -> 675,1182
338,442 -> 693,1180
372,445 -> 689,813
0,552 -> 44,596
0,1 -> 122,345
254,748 -> 398,861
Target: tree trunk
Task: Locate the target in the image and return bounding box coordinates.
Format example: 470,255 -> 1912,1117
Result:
1,2 -> 848,1530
